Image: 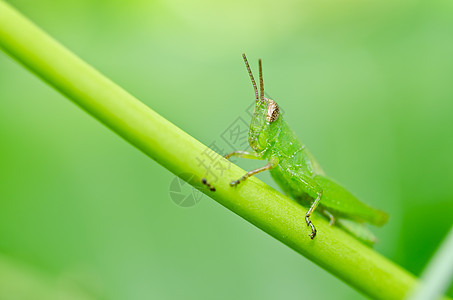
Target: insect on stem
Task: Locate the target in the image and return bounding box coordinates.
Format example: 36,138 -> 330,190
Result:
224,54 -> 388,244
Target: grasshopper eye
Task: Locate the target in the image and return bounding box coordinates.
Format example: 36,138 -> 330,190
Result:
266,99 -> 280,122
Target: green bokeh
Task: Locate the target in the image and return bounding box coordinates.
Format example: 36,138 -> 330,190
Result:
0,0 -> 452,299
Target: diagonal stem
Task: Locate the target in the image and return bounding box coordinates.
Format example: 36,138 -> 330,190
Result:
0,2 -> 449,300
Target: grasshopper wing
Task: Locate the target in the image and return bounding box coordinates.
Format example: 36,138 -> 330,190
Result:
313,175 -> 388,226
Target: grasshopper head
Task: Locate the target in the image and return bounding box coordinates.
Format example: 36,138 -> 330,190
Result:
242,54 -> 282,154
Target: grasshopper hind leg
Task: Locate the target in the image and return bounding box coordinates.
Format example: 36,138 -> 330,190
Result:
305,216 -> 317,239
282,172 -> 324,239
305,190 -> 323,239
322,209 -> 336,226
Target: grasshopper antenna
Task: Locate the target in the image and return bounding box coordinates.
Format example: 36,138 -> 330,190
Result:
258,59 -> 265,101
242,53 -> 259,102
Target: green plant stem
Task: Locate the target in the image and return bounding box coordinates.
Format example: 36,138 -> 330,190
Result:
0,2 -> 446,300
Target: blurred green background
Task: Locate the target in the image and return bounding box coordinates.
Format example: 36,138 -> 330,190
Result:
0,0 -> 452,299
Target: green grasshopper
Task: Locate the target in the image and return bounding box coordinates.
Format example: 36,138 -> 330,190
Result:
224,54 -> 388,244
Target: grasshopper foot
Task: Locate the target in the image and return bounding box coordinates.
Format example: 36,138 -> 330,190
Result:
230,175 -> 247,187
230,180 -> 240,186
305,215 -> 317,239
202,178 -> 216,192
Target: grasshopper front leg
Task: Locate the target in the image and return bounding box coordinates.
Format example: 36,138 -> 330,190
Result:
229,158 -> 278,187
224,150 -> 263,160
230,162 -> 273,186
